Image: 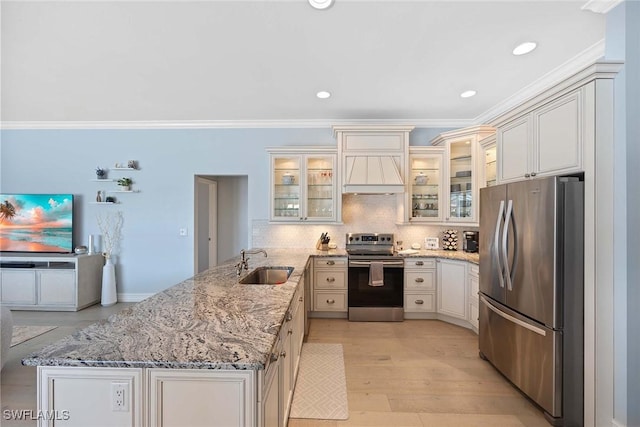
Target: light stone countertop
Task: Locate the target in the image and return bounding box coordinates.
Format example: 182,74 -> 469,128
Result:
22,248 -> 477,370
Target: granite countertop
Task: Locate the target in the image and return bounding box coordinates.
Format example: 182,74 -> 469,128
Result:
22,249 -> 311,370
23,247 -> 477,370
399,249 -> 479,264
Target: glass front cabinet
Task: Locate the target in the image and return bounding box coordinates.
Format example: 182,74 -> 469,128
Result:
268,148 -> 339,223
480,133 -> 497,188
407,147 -> 444,222
431,126 -> 495,225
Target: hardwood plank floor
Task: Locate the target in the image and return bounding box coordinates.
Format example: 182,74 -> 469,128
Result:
1,307 -> 550,427
289,319 -> 550,427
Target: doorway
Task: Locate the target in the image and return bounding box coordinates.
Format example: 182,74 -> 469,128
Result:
194,175 -> 248,274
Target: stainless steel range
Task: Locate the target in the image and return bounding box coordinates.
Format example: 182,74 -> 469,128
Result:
346,233 -> 404,322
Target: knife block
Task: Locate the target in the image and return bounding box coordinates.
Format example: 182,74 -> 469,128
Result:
316,239 -> 329,251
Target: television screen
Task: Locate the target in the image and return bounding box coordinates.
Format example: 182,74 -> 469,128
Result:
0,194 -> 74,253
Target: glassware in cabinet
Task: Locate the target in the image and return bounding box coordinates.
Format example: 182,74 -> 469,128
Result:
408,147 -> 444,222
272,156 -> 301,219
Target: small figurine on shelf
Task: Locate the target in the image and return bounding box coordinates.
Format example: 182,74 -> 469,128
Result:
96,191 -> 103,202
96,167 -> 107,179
105,196 -> 116,203
127,160 -> 138,169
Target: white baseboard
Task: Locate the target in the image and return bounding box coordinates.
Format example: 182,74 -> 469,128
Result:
117,293 -> 154,302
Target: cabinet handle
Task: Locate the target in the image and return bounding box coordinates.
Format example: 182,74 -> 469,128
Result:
300,217 -> 304,220
415,277 -> 424,283
270,353 -> 279,362
280,351 -> 287,358
415,299 -> 424,305
524,173 -> 531,178
415,261 -> 424,266
299,296 -> 303,302
326,260 -> 335,266
326,277 -> 336,282
304,217 -> 308,220
288,329 -> 293,335
326,299 -> 335,304
531,172 -> 537,177
285,311 -> 293,321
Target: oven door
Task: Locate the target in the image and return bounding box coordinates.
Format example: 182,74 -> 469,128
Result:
348,258 -> 404,314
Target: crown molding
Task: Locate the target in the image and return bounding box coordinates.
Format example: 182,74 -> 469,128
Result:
474,39 -> 606,125
0,118 -> 473,131
581,0 -> 623,14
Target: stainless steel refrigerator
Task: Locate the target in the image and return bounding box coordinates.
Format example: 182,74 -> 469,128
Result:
479,176 -> 584,427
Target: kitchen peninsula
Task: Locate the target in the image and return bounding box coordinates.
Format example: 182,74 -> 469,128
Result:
23,248 -> 478,427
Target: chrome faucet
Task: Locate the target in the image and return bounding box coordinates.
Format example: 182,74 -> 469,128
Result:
236,249 -> 268,275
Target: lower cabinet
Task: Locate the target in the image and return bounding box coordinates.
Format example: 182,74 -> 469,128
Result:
404,258 -> 437,318
467,263 -> 480,332
436,258 -> 468,321
311,257 -> 347,316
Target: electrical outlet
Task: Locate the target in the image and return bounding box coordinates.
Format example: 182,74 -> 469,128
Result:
179,228 -> 187,236
111,382 -> 129,412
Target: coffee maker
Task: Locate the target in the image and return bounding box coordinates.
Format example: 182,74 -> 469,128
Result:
462,231 -> 479,253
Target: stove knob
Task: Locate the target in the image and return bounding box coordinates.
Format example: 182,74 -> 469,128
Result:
386,237 -> 391,241
355,237 -> 360,241
349,236 -> 353,241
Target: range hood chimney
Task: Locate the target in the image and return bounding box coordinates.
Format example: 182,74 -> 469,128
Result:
334,124 -> 414,195
343,155 -> 405,194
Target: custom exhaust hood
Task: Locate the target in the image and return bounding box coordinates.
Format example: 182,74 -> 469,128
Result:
343,155 -> 404,193
334,125 -> 414,194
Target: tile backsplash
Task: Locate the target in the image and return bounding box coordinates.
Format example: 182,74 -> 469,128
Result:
252,194 -> 478,250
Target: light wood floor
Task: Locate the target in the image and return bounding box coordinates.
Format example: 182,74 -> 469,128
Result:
1,307 -> 550,427
290,318 -> 550,427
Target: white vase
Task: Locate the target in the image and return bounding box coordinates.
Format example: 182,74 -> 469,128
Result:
101,258 -> 117,306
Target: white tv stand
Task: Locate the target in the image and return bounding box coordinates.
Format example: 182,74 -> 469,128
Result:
0,253 -> 104,311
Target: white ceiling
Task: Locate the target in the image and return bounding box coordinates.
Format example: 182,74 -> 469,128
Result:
0,1 -> 607,127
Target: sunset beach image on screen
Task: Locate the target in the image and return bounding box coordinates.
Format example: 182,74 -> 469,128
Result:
0,194 -> 74,253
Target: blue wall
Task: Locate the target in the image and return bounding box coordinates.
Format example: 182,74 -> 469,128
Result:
0,126 -> 450,295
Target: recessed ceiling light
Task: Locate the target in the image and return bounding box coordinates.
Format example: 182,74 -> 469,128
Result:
308,0 -> 334,10
512,42 -> 537,56
316,91 -> 331,99
460,90 -> 476,98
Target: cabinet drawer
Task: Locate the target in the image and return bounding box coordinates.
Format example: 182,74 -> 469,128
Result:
314,270 -> 346,290
313,257 -> 347,269
314,292 -> 347,311
404,258 -> 436,269
404,292 -> 436,313
404,271 -> 436,291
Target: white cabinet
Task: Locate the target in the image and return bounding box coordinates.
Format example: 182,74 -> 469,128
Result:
497,85 -> 588,184
405,147 -> 445,223
431,126 -> 496,225
268,148 -> 339,223
404,258 -> 437,317
479,134 -> 497,188
467,263 -> 480,332
148,369 -> 256,427
436,259 -> 467,320
0,254 -> 103,311
311,257 -> 347,315
38,366 -> 144,427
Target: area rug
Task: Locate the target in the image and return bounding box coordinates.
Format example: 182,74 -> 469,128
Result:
10,325 -> 58,347
290,343 -> 349,420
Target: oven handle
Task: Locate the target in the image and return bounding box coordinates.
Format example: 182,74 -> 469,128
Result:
349,260 -> 404,268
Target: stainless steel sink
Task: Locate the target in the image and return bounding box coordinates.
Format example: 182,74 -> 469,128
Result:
239,266 -> 294,285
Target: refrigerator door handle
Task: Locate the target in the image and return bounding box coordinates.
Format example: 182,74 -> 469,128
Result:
503,199 -> 513,291
480,295 -> 546,336
494,200 -> 506,289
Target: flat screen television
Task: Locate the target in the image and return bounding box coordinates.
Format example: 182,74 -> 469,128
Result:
0,194 -> 74,253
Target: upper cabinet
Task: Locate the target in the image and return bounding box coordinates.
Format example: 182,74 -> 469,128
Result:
406,147 -> 445,223
479,134 -> 497,188
268,148 -> 340,223
496,84 -> 588,184
431,126 -> 495,225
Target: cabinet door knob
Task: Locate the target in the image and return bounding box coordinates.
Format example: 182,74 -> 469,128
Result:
415,299 -> 424,305
524,173 -> 531,178
299,296 -> 303,302
326,260 -> 335,266
300,217 -> 304,220
280,351 -> 287,358
326,277 -> 336,282
285,311 -> 293,321
326,299 -> 335,304
531,172 -> 537,177
288,329 -> 293,335
270,353 -> 279,362
415,277 -> 424,283
415,261 -> 424,266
